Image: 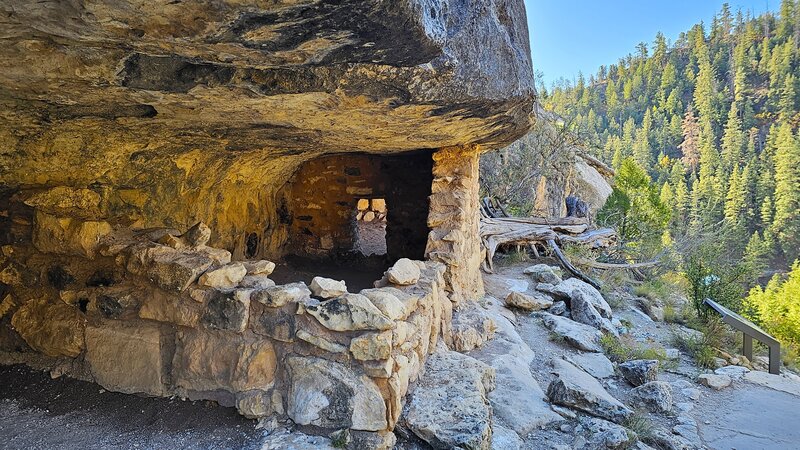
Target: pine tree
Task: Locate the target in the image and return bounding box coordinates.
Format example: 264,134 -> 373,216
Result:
778,0 -> 796,40
743,231 -> 770,277
772,124 -> 800,260
633,109 -> 653,169
679,108 -> 701,173
779,74 -> 797,120
761,196 -> 774,230
724,166 -> 745,225
536,3 -> 800,274
720,101 -> 745,174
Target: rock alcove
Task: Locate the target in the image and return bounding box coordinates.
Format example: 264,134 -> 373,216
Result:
0,0 -> 535,445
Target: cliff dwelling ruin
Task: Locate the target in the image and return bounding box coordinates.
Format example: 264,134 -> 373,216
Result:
0,0 -> 535,446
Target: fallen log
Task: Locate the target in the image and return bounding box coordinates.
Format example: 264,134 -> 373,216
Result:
559,228 -> 617,248
479,216 -> 616,273
546,239 -> 602,290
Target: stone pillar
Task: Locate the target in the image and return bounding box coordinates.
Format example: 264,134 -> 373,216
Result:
425,145 -> 485,305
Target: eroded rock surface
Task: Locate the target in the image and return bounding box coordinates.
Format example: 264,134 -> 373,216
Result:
547,359 -> 632,423
401,349 -> 496,450
0,0 -> 535,260
619,360 -> 660,387
286,356 -> 387,432
541,313 -> 603,353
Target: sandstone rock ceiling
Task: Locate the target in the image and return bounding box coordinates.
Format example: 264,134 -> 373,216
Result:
0,0 -> 535,253
0,0 -> 535,168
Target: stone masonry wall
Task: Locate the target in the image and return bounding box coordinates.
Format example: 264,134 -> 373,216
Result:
0,211 -> 453,446
425,145 -> 485,304
281,153 -> 432,261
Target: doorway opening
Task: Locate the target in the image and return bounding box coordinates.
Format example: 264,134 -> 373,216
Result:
355,198 -> 387,256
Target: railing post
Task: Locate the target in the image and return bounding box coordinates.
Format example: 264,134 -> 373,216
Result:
743,333 -> 753,361
769,343 -> 781,375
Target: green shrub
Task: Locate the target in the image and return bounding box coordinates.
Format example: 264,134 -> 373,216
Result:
634,279 -> 670,301
671,319 -> 727,370
743,261 -> 800,348
600,334 -> 668,364
624,410 -> 656,443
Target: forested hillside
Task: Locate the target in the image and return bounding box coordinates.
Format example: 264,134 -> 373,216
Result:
541,1 -> 800,271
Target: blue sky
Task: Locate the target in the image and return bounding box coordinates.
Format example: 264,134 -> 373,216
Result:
526,0 -> 777,87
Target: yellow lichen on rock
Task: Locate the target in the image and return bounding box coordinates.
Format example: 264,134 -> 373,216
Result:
11,297 -> 86,357
32,210 -> 112,259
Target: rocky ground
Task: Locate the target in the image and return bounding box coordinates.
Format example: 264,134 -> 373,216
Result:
3,260 -> 800,449
474,262 -> 800,450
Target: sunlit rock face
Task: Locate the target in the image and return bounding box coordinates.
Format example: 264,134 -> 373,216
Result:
0,0 -> 535,440
0,0 -> 534,257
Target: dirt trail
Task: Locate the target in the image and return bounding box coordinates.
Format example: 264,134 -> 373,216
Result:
0,365 -> 265,450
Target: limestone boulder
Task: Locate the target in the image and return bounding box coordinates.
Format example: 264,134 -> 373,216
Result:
11,297 -> 85,357
286,356 -> 387,432
194,246 -> 233,266
200,289 -> 251,332
296,329 -> 347,353
547,359 -> 632,423
571,291 -> 618,336
401,350 -> 496,450
86,287 -> 141,320
199,262 -> 247,289
173,329 -> 277,393
490,424 -> 523,450
239,274 -> 276,290
360,288 -> 407,320
505,291 -> 553,311
698,373 -> 732,390
386,258 -> 421,285
349,431 -> 397,450
243,260 -> 276,276
523,264 -> 563,284
252,282 -> 311,308
125,243 -> 214,292
181,222 -> 211,248
552,277 -> 613,319
85,320 -> 165,396
549,300 -> 568,316
541,313 -> 603,353
138,288 -> 202,327
581,417 -> 637,450
619,360 -> 660,387
310,277 -> 348,299
631,381 -> 673,414
350,330 -> 392,361
450,301 -> 496,352
235,389 -> 282,419
251,306 -> 296,343
304,294 -> 393,331
714,365 -> 750,379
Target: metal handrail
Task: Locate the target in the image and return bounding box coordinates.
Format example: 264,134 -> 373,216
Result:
703,298 -> 781,375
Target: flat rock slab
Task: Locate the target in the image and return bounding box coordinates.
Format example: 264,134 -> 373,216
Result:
470,304 -> 562,436
402,349 -> 496,450
547,358 -> 632,423
695,384 -> 800,449
541,313 -> 603,353
566,353 -> 615,379
490,424 -> 523,450
743,371 -> 800,397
